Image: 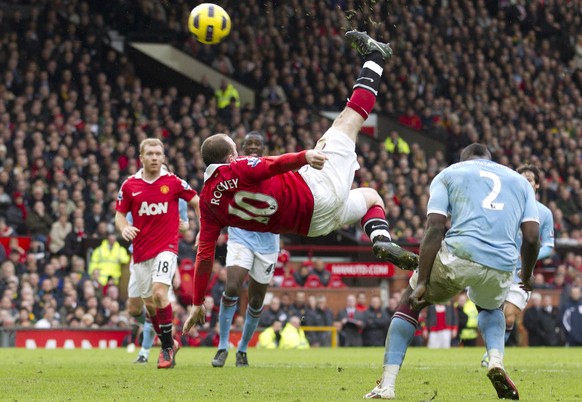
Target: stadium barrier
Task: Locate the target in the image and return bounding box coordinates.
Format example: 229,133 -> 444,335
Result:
302,326 -> 338,348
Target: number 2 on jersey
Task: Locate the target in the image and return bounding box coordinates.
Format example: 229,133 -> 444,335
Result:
228,191 -> 278,224
480,171 -> 504,210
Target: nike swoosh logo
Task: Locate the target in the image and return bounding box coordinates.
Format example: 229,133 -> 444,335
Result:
371,225 -> 382,229
132,192 -> 142,196
358,77 -> 374,82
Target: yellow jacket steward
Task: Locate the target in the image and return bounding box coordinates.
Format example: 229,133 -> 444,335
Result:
279,323 -> 310,349
215,83 -> 240,109
384,136 -> 410,154
89,240 -> 130,286
460,299 -> 479,341
257,327 -> 279,349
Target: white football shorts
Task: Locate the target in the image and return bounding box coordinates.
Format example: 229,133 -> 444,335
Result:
505,283 -> 530,311
128,258 -> 177,302
299,128 -> 367,237
409,242 -> 513,310
225,241 -> 278,285
129,251 -> 177,299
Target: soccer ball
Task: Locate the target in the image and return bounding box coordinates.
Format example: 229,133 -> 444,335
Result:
188,3 -> 231,45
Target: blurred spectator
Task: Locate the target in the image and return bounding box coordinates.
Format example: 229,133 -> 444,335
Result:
523,292 -> 561,346
279,316 -> 309,349
6,193 -> 27,234
259,296 -> 288,328
25,201 -> 53,242
304,295 -> 334,347
0,217 -> 15,237
210,267 -> 227,308
398,107 -> 421,131
384,131 -> 410,157
49,212 -> 72,255
309,259 -> 330,287
178,229 -> 197,262
423,302 -> 458,349
336,294 -> 364,347
455,292 -> 478,347
257,319 -> 283,349
560,286 -> 582,347
88,232 -> 130,286
289,291 -> 308,320
362,295 -> 390,347
215,79 -> 240,109
63,217 -> 87,258
356,291 -> 368,312
293,263 -> 311,287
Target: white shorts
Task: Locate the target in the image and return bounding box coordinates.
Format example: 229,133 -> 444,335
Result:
129,252 -> 177,299
409,243 -> 513,310
128,260 -> 177,302
225,241 -> 279,285
505,283 -> 530,311
299,128 -> 367,237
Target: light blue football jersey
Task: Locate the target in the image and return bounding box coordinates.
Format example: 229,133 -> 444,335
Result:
227,227 -> 279,254
428,159 -> 539,272
512,200 -> 554,282
127,199 -> 188,253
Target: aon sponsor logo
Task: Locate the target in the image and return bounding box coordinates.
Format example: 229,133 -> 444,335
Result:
138,201 -> 168,216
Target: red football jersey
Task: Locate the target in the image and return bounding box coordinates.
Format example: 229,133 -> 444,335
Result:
116,169 -> 197,263
198,153 -> 314,253
193,152 -> 314,304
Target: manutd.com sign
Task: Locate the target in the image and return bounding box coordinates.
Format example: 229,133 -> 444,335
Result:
15,329 -> 131,349
327,262 -> 395,277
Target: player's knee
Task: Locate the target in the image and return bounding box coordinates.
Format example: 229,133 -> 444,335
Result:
151,289 -> 168,305
127,298 -> 143,317
360,187 -> 383,208
248,295 -> 265,311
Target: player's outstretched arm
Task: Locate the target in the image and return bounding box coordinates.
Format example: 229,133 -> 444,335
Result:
115,211 -> 140,241
182,239 -> 215,333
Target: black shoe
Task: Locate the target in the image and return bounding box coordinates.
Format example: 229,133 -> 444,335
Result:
212,349 -> 228,368
373,236 -> 418,271
487,367 -> 519,400
236,351 -> 249,367
345,30 -> 393,60
133,355 -> 148,364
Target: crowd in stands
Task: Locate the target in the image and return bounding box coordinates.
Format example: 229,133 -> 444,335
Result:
0,0 -> 581,347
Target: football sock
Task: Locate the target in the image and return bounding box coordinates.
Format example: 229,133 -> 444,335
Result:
478,308 -> 505,354
218,293 -> 239,350
149,313 -> 161,335
347,55 -> 384,119
361,205 -> 391,242
157,304 -> 174,350
238,305 -> 263,353
384,304 -> 419,367
381,365 -> 400,389
140,319 -> 155,355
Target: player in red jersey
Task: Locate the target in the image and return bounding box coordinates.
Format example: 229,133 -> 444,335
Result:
183,31 -> 419,331
115,138 -> 199,369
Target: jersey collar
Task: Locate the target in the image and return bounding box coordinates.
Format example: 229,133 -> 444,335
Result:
204,164 -> 228,182
135,166 -> 168,183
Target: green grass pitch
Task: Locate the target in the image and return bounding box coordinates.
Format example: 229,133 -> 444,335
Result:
1,347 -> 580,401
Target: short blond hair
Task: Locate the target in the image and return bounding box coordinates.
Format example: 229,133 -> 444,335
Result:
139,138 -> 164,155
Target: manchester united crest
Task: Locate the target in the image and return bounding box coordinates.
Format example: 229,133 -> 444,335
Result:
160,185 -> 170,194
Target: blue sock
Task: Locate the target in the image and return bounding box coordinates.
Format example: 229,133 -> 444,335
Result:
218,293 -> 239,350
478,309 -> 505,353
504,328 -> 512,344
141,320 -> 155,352
384,315 -> 417,366
238,306 -> 262,353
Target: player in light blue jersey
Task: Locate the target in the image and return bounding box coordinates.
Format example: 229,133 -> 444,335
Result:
364,144 -> 540,400
481,164 -> 554,367
211,132 -> 280,368
128,196 -> 189,363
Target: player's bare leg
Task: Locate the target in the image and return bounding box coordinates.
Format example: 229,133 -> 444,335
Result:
128,297 -> 156,363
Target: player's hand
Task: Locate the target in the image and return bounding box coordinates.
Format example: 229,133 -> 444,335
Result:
179,220 -> 189,233
182,304 -> 206,334
306,150 -> 327,170
409,282 -> 429,311
519,270 -> 534,292
121,226 -> 140,241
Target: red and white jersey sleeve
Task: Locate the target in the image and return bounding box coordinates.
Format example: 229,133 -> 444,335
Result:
116,169 -> 197,263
